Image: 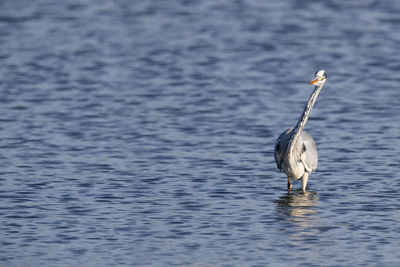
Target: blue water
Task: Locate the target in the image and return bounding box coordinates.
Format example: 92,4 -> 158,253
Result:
1,0 -> 400,266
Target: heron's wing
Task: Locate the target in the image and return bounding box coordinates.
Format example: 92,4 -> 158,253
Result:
274,138 -> 282,170
299,132 -> 318,172
274,129 -> 292,171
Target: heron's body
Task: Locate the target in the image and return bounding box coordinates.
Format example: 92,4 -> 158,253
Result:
274,70 -> 327,192
275,129 -> 317,180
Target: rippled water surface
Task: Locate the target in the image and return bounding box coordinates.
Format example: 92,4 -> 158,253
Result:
1,0 -> 400,266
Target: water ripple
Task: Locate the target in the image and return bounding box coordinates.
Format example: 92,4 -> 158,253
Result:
1,0 -> 400,266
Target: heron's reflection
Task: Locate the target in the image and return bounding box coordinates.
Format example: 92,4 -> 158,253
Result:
276,190 -> 319,225
275,190 -> 321,256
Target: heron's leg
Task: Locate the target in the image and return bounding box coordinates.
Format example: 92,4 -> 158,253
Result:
287,176 -> 292,192
302,172 -> 309,193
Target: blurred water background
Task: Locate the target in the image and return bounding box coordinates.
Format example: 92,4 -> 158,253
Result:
1,0 -> 400,266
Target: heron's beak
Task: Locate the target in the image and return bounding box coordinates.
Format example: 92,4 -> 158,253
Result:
309,78 -> 319,85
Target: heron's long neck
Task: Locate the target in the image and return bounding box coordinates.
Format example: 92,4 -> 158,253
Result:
288,84 -> 324,157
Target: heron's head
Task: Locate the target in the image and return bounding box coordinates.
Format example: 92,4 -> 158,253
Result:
309,70 -> 327,86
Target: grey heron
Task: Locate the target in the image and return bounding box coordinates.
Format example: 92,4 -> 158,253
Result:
274,70 -> 327,193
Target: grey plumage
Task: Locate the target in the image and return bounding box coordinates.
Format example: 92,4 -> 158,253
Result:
274,129 -> 317,174
274,70 -> 327,192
